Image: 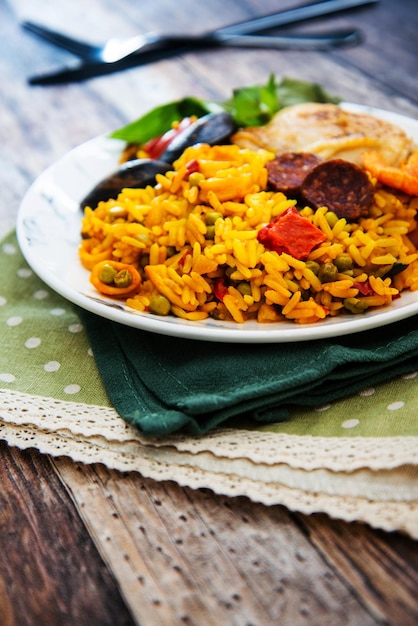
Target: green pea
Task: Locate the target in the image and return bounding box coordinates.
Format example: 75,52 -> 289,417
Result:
114,269 -> 133,288
344,297 -> 369,314
334,253 -> 353,272
149,295 -> 171,316
99,264 -> 118,284
305,260 -> 320,275
210,307 -> 227,321
189,172 -> 205,187
237,282 -> 252,296
318,262 -> 338,283
325,212 -> 339,228
206,225 -> 216,240
206,211 -> 223,225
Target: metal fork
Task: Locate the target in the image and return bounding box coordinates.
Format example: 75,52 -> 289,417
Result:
23,0 -> 378,63
23,0 -> 379,84
23,26 -> 362,63
25,30 -> 363,85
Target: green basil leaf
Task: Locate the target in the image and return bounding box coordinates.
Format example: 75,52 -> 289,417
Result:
109,97 -> 217,143
277,76 -> 341,109
223,74 -> 279,127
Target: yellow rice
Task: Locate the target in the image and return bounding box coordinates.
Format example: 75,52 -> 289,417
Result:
79,143 -> 418,324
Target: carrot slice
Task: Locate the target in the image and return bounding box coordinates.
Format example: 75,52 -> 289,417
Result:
90,260 -> 141,298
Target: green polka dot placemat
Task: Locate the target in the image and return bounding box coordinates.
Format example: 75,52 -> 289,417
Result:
1,229 -> 418,438
1,232 -> 110,406
257,373 -> 418,437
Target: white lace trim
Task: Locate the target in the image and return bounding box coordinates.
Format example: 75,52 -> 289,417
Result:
1,389 -> 417,471
2,389 -> 418,538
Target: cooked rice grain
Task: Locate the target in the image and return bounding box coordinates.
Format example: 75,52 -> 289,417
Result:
80,143 -> 418,324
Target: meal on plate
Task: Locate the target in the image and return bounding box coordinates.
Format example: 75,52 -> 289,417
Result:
79,76 -> 418,324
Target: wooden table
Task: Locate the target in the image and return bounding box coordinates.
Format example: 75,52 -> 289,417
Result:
1,1 -> 418,624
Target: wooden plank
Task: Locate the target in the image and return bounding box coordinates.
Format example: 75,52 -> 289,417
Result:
54,458 -> 380,626
295,513 -> 418,626
330,0 -> 418,104
0,444 -> 135,626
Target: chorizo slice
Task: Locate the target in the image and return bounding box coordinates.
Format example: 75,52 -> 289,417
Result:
266,152 -> 323,196
301,159 -> 374,220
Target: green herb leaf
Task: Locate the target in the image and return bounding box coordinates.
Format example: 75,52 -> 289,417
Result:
109,97 -> 220,143
109,75 -> 340,144
276,76 -> 341,109
223,74 -> 279,127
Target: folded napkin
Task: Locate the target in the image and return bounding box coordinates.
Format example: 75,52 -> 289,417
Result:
78,308 -> 418,437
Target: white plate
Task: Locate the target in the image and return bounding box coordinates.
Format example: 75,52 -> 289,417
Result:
16,103 -> 418,343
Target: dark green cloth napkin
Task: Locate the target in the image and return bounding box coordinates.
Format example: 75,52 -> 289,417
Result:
78,308 -> 418,437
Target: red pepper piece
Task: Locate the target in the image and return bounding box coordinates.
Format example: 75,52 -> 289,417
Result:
257,207 -> 327,260
143,117 -> 195,160
214,278 -> 229,302
179,250 -> 191,266
353,280 -> 373,295
186,159 -> 200,176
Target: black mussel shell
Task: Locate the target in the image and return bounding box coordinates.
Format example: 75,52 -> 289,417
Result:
80,112 -> 236,210
159,111 -> 237,163
80,158 -> 171,209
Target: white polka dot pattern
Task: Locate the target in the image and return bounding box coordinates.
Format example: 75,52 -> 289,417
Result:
44,361 -> 61,372
24,337 -> 41,349
1,232 -> 107,406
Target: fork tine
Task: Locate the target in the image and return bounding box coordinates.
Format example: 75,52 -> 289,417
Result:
22,21 -> 98,58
